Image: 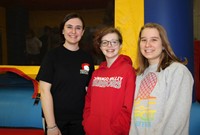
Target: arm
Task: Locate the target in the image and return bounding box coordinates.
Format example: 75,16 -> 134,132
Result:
155,64 -> 194,135
39,80 -> 61,135
111,68 -> 136,135
82,54 -> 94,121
82,79 -> 93,127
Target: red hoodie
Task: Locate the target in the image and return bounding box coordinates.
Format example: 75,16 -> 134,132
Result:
83,55 -> 136,135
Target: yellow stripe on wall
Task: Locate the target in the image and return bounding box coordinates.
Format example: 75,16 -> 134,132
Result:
115,0 -> 144,68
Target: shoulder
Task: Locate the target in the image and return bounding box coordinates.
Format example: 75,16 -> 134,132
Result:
166,62 -> 189,72
43,46 -> 62,59
165,62 -> 193,79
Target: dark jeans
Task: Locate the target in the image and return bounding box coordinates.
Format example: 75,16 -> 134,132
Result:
45,119 -> 85,135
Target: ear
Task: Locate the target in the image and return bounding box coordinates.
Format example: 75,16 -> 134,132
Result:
120,44 -> 123,49
81,30 -> 85,36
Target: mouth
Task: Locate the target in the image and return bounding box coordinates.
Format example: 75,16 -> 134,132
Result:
144,48 -> 154,53
106,49 -> 115,53
69,35 -> 77,38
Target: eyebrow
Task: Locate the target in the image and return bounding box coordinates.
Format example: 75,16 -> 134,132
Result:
101,39 -> 119,41
65,24 -> 83,27
141,36 -> 159,39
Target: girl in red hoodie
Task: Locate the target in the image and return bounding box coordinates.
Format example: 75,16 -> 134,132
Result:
83,27 -> 136,135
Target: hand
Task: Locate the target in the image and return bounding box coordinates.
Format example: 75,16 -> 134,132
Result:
47,126 -> 62,135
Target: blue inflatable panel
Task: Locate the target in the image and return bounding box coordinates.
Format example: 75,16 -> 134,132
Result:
0,73 -> 43,128
190,102 -> 200,135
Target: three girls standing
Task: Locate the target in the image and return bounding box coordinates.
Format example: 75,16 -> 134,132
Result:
37,12 -> 193,135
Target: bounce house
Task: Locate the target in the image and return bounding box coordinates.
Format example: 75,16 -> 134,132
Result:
0,66 -> 44,135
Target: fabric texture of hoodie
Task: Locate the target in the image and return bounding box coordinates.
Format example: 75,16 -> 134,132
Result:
83,54 -> 136,135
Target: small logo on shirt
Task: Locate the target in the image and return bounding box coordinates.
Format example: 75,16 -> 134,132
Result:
80,63 -> 90,75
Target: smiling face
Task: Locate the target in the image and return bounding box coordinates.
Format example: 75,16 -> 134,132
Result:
63,18 -> 84,46
100,33 -> 121,61
140,28 -> 163,65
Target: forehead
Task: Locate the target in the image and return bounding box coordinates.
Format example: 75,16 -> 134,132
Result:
141,28 -> 160,38
102,33 -> 118,40
65,18 -> 83,26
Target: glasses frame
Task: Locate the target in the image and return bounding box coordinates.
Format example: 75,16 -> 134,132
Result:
100,40 -> 120,47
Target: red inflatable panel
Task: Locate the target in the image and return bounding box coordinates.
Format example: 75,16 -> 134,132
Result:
0,128 -> 44,135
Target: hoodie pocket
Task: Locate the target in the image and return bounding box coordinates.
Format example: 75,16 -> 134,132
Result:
84,114 -> 114,135
84,115 -> 99,135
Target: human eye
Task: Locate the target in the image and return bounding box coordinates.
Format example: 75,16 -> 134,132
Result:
75,26 -> 82,30
66,25 -> 72,29
111,40 -> 119,45
151,38 -> 158,42
101,41 -> 108,46
140,38 -> 147,42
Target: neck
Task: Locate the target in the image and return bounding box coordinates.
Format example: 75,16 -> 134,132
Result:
63,42 -> 79,51
106,55 -> 119,68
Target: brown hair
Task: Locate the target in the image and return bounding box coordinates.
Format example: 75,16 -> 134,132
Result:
137,23 -> 187,75
93,26 -> 123,48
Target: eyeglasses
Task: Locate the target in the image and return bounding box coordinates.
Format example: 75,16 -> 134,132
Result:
100,40 -> 120,47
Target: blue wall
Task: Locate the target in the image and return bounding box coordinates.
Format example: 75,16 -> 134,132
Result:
145,0 -> 195,100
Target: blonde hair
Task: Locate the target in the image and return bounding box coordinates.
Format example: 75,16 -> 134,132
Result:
137,23 -> 187,75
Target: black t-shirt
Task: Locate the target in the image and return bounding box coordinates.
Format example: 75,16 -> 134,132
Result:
36,45 -> 94,120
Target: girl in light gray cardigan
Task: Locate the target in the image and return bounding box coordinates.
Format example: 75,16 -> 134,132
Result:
129,23 -> 194,135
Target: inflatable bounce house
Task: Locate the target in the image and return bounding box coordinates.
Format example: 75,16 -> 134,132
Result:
0,47 -> 199,135
0,66 -> 44,135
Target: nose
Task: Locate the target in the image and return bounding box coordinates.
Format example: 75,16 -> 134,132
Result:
72,28 -> 76,33
144,40 -> 151,47
107,41 -> 112,47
